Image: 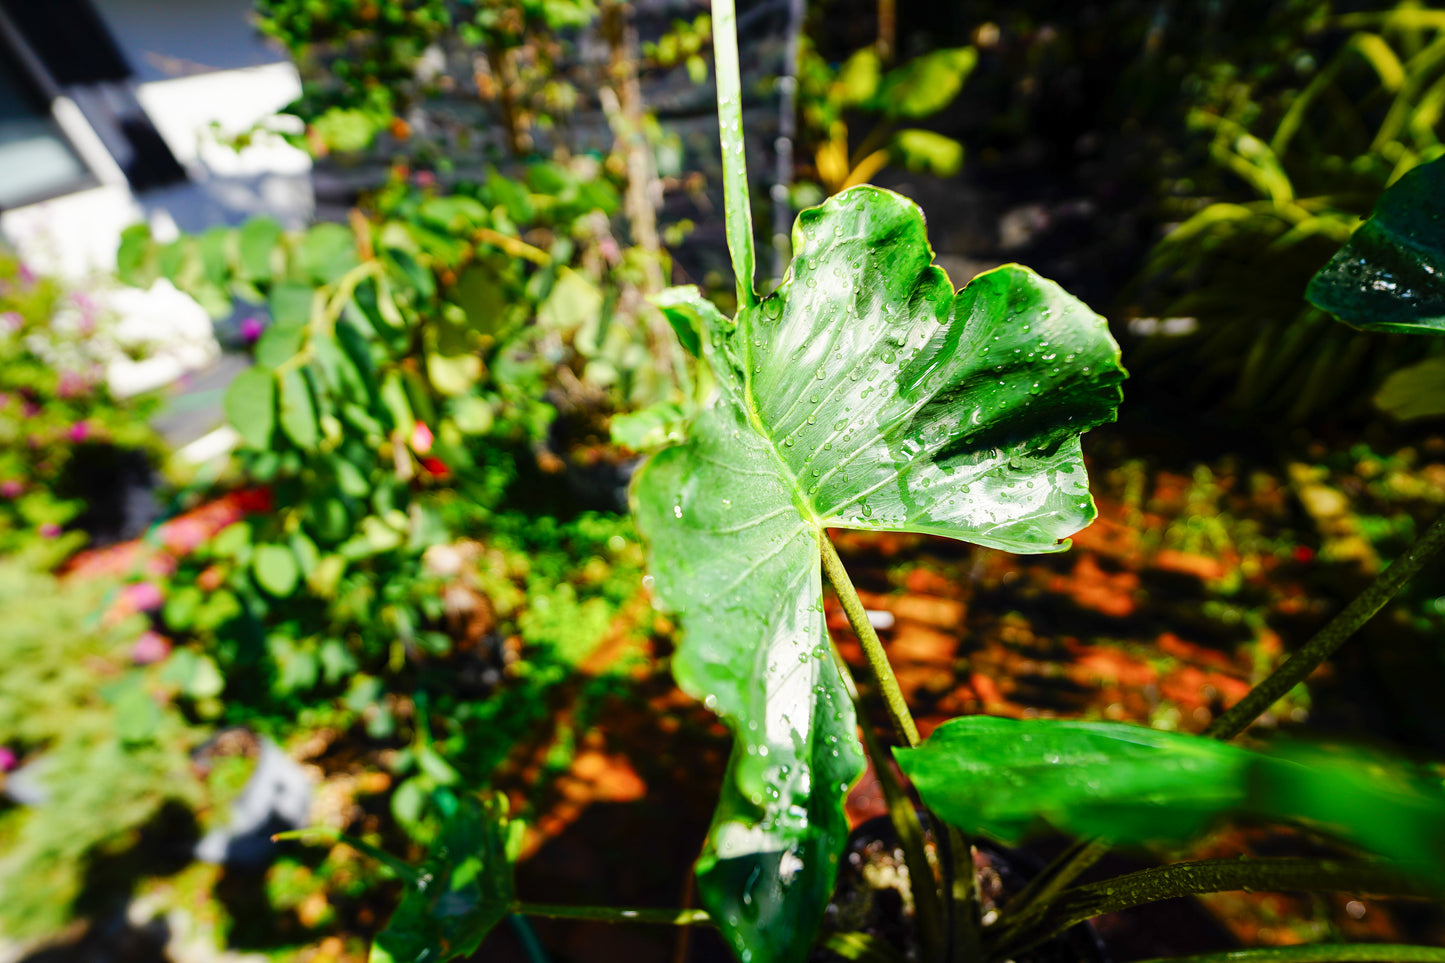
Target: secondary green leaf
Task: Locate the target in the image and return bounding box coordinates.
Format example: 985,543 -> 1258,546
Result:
877,47 -> 977,119
833,48 -> 881,107
371,796 -> 516,963
897,717 -> 1445,888
1307,155 -> 1445,334
892,129 -> 964,178
1374,355 -> 1445,420
610,401 -> 687,451
224,366 -> 277,449
896,717 -> 1254,846
632,185 -> 1124,963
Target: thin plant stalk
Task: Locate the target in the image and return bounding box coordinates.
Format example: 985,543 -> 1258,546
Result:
990,857 -> 1438,959
830,642 -> 947,963
519,904 -> 713,926
997,510 -> 1445,935
710,0 -> 757,309
819,533 -> 919,747
1206,509 -> 1445,739
821,532 -> 979,962
1125,947 -> 1445,963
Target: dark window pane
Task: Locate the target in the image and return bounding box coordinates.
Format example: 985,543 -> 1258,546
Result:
0,48 -> 91,207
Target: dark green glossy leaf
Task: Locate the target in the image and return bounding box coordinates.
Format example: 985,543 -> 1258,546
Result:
632,186 -> 1124,963
371,796 -> 516,963
1307,155 -> 1445,334
897,717 -> 1445,888
224,366 -> 277,449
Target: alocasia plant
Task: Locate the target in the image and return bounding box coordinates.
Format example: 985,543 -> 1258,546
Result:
628,3 -> 1124,959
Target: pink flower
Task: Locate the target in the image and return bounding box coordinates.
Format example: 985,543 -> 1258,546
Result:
124,581 -> 164,611
0,480 -> 21,498
240,316 -> 265,343
131,631 -> 171,665
0,311 -> 21,333
17,264 -> 35,284
0,746 -> 16,772
38,523 -> 61,538
410,422 -> 434,454
68,421 -> 90,443
57,371 -> 88,399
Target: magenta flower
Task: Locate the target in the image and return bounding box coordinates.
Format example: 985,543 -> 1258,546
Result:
17,263 -> 35,284
39,522 -> 61,538
240,316 -> 266,343
68,421 -> 91,443
0,746 -> 16,772
131,631 -> 172,665
0,480 -> 22,498
124,581 -> 165,611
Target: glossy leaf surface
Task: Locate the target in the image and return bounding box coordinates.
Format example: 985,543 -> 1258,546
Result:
896,717 -> 1254,846
632,185 -> 1124,963
370,796 -> 516,963
1307,155 -> 1445,334
897,717 -> 1445,887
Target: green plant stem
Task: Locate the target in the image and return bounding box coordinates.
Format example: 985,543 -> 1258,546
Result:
829,645 -> 945,963
1207,510 -> 1445,740
990,837 -> 1108,938
819,532 -> 919,748
517,904 -> 713,926
990,858 -> 1435,959
1127,947 -> 1445,963
941,824 -> 980,963
709,0 -> 757,309
822,533 -> 979,963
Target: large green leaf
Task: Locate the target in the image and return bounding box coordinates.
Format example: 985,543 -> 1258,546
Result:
370,796 -> 517,963
1307,155 -> 1445,334
632,185 -> 1124,963
896,717 -> 1445,887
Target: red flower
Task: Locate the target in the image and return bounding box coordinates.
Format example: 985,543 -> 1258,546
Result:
419,456 -> 450,479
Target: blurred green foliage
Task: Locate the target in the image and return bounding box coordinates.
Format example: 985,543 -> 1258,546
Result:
1131,3 -> 1445,421
0,254 -> 162,567
0,564 -> 203,939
